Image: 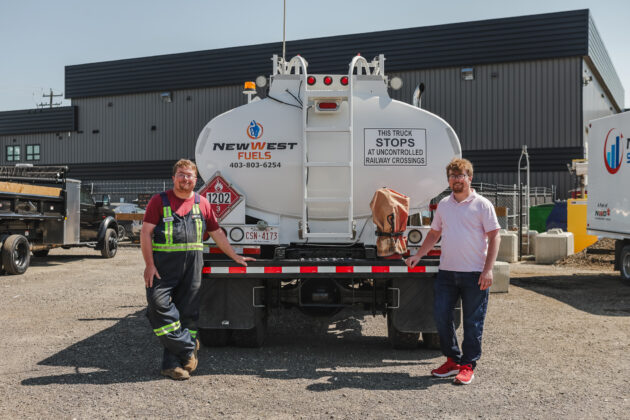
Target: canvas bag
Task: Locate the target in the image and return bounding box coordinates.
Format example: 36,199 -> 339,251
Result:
369,188 -> 409,257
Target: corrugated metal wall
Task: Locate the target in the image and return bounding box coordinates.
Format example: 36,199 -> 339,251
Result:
0,106 -> 76,135
587,15 -> 624,110
0,85 -> 245,165
390,57 -> 583,151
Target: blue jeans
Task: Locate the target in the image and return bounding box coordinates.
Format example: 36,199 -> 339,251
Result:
433,270 -> 489,368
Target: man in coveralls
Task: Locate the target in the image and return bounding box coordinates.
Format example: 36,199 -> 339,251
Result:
141,159 -> 254,380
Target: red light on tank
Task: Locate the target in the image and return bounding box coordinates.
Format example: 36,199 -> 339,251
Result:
307,76 -> 316,85
323,76 -> 333,85
317,102 -> 338,110
340,76 -> 348,86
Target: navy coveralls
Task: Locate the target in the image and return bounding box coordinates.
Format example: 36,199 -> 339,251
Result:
146,192 -> 205,370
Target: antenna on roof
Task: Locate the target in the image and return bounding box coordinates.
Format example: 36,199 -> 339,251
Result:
282,0 -> 286,64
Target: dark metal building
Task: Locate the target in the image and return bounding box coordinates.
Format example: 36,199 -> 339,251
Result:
0,9 -> 623,200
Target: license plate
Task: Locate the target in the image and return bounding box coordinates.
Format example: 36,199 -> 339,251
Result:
241,226 -> 279,244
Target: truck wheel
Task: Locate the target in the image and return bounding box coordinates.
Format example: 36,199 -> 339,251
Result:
199,328 -> 231,347
117,225 -> 126,240
387,313 -> 419,350
100,228 -> 118,258
421,332 -> 441,349
32,249 -> 50,258
621,245 -> 630,283
2,234 -> 31,275
232,316 -> 267,348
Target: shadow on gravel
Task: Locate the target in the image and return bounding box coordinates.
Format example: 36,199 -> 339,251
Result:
511,273 -> 630,316
22,309 -> 441,391
29,254 -> 104,267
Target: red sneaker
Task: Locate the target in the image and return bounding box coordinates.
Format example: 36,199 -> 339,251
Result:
431,357 -> 461,377
454,364 -> 474,385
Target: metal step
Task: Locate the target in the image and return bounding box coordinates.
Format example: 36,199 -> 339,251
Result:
305,197 -> 352,204
304,162 -> 351,167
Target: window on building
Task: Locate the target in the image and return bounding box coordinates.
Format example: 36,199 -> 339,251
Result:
6,145 -> 20,161
26,145 -> 40,161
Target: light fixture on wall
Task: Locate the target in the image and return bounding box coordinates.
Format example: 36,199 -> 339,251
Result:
160,92 -> 172,103
461,67 -> 474,81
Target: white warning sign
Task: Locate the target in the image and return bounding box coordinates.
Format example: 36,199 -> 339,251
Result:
364,128 -> 427,166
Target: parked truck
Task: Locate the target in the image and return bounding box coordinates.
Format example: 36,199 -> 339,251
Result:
0,165 -> 119,274
194,54 -> 462,347
586,111 -> 630,283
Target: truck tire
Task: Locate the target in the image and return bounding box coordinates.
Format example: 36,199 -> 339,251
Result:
117,225 -> 126,240
2,234 -> 31,275
100,228 -> 118,258
199,328 -> 231,347
32,249 -> 50,258
232,315 -> 267,348
387,313 -> 419,350
621,245 -> 630,283
422,332 -> 441,349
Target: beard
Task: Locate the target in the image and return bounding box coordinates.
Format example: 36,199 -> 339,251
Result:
451,182 -> 465,193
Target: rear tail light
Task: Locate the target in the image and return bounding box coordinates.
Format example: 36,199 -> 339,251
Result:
340,76 -> 348,86
317,102 -> 338,111
323,76 -> 333,85
307,76 -> 316,85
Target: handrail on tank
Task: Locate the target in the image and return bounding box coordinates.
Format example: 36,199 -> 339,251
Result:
348,55 -> 371,77
287,55 -> 309,76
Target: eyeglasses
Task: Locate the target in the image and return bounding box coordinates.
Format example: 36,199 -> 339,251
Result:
175,172 -> 197,180
448,174 -> 467,180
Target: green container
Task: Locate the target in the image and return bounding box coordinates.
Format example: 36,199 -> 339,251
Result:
529,204 -> 554,233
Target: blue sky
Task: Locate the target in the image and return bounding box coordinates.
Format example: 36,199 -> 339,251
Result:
1,0 -> 629,111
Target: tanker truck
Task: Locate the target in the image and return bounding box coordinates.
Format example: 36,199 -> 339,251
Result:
194,54 -> 462,347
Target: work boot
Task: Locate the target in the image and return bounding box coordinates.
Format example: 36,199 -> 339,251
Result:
160,367 -> 190,381
183,346 -> 198,373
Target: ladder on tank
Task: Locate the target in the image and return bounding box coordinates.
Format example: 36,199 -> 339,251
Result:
283,55 -> 384,240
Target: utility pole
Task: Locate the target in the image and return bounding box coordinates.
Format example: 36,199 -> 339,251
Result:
37,89 -> 63,108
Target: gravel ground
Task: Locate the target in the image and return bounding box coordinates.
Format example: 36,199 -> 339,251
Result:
0,247 -> 629,419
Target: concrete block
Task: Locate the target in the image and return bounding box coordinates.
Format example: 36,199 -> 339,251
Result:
491,261 -> 510,293
535,229 -> 574,264
497,230 -> 518,263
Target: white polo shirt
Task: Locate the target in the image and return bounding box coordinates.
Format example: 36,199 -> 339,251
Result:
430,190 -> 500,272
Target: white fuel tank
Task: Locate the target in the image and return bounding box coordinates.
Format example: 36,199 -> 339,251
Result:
196,65 -> 461,220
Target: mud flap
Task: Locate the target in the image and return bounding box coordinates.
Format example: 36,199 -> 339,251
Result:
199,278 -> 265,330
389,276 -> 461,333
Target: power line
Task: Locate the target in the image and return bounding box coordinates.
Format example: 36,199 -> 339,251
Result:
37,89 -> 63,108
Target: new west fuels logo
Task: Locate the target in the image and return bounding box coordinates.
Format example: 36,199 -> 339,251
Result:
247,120 -> 263,140
603,128 -> 624,174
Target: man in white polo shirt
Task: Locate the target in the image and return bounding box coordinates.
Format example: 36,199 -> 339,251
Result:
406,158 -> 500,385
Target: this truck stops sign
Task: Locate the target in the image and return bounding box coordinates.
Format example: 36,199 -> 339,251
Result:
198,174 -> 242,221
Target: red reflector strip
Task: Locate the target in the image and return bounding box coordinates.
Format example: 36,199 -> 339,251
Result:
229,266 -> 247,273
203,265 -> 436,275
243,248 -> 261,255
407,266 -> 426,273
300,266 -> 317,273
336,266 -> 353,273
202,267 -> 211,274
264,266 -> 282,273
371,266 -> 390,273
427,250 -> 441,256
209,248 -> 224,254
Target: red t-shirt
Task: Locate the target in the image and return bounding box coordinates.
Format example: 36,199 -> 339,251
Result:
143,190 -> 220,232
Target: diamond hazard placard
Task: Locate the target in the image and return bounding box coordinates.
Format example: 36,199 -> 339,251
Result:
198,174 -> 243,221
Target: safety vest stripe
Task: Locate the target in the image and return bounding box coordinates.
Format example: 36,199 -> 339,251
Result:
189,330 -> 197,339
152,243 -> 204,252
193,203 -> 202,243
166,206 -> 173,245
154,320 -> 181,336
